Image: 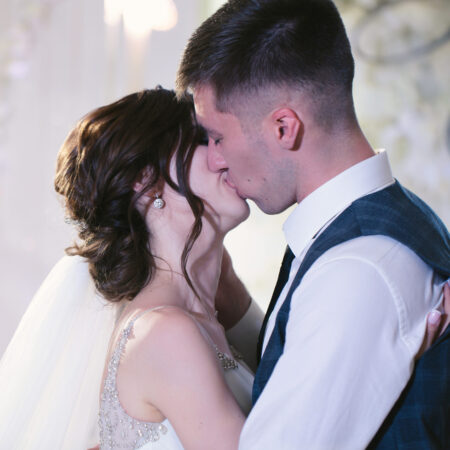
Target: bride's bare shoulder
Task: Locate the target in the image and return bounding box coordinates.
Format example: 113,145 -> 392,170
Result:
130,306 -> 214,366
121,306 -> 245,449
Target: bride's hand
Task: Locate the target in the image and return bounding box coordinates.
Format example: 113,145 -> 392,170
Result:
418,281 -> 450,358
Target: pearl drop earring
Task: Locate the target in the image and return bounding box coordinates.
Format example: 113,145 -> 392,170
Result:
153,193 -> 165,209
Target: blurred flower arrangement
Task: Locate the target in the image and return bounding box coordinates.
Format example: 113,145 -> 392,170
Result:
336,0 -> 450,223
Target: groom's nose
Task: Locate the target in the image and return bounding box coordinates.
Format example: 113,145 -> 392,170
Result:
207,144 -> 227,172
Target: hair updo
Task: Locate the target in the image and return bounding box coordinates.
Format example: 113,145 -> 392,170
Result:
55,88 -> 204,301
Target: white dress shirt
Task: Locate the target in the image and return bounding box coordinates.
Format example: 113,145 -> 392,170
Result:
239,151 -> 445,449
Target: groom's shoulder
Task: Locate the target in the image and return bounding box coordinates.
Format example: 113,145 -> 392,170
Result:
306,235 -> 434,295
295,235 -> 438,337
323,234 -> 425,268
353,181 -> 446,233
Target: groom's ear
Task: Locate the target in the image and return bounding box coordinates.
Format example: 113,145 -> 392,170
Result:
270,108 -> 303,151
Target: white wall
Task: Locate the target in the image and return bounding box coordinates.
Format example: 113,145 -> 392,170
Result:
1,0 -> 449,356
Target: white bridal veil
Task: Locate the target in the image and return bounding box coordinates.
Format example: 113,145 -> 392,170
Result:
0,255 -> 120,449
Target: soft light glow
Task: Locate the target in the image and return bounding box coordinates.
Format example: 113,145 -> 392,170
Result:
120,0 -> 177,37
104,0 -> 123,27
104,0 -> 178,36
148,0 -> 178,32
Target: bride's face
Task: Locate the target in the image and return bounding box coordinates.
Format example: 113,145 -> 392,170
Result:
188,144 -> 250,232
149,142 -> 250,238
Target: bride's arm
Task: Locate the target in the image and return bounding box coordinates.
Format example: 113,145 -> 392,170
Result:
136,309 -> 245,450
215,248 -> 264,372
215,248 -> 253,330
225,300 -> 263,373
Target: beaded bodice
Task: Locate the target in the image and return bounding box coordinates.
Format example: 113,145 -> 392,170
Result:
98,308 -> 242,449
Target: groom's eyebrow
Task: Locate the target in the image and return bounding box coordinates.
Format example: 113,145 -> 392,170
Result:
204,126 -> 221,138
197,125 -> 208,141
197,120 -> 221,138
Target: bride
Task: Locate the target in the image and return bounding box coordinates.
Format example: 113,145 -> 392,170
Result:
0,87 -> 259,450
54,87 -> 257,449
0,87 -> 447,450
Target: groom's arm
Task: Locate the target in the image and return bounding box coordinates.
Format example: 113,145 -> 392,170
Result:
239,249 -> 442,449
215,247 -> 445,377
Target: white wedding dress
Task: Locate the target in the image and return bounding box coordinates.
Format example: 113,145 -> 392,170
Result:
0,256 -> 255,450
98,308 -> 254,449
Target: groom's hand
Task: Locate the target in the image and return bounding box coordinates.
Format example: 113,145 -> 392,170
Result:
418,281 -> 450,358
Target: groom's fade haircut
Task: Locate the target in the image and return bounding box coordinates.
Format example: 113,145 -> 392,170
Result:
177,0 -> 356,129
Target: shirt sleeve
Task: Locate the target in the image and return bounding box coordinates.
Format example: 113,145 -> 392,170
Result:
239,257 -> 415,450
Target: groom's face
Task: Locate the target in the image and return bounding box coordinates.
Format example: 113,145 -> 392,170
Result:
193,85 -> 286,214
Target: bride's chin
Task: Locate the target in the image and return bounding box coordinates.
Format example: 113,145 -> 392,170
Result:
241,204 -> 251,223
202,200 -> 250,234
224,207 -> 251,232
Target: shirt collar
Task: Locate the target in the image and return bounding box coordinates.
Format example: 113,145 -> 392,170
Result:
283,150 -> 394,258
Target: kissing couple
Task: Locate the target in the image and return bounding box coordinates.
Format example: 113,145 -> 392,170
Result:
1,1 -> 449,449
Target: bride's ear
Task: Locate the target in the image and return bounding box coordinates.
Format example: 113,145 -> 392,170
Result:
133,168 -> 161,218
133,167 -> 156,197
133,166 -> 152,195
133,168 -> 167,215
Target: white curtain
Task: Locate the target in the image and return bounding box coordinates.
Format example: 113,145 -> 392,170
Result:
1,0 -> 449,356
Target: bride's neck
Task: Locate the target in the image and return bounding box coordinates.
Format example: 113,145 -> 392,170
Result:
137,225 -> 224,317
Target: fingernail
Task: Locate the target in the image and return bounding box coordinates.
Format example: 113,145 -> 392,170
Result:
428,310 -> 441,325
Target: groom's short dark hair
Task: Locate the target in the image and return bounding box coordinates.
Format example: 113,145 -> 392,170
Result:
177,0 -> 356,126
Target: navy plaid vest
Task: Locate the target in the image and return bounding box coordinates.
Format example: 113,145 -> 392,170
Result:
253,181 -> 450,448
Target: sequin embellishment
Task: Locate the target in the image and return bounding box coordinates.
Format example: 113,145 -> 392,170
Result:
214,345 -> 239,370
98,317 -> 168,449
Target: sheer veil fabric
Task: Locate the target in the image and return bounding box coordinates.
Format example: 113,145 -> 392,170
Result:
0,255 -> 121,449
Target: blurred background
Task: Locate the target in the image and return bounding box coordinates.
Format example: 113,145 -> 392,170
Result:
1,0 -> 449,355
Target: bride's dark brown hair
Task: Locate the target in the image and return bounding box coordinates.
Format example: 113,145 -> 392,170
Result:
55,87 -> 204,301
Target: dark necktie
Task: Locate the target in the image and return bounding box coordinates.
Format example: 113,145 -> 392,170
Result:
256,245 -> 295,362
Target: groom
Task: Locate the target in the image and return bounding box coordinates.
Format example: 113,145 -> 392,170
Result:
177,0 -> 450,448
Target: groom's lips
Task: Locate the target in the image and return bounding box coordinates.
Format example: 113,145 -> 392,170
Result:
225,178 -> 236,189
225,175 -> 247,199
224,173 -> 237,189
225,176 -> 241,196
